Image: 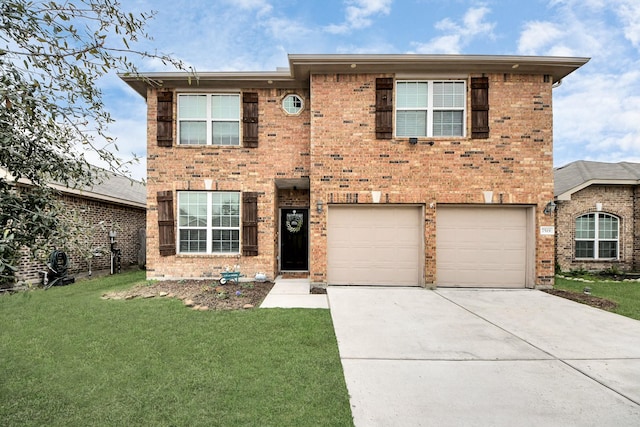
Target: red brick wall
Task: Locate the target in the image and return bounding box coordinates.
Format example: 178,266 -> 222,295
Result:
145,72 -> 555,287
308,73 -> 555,286
146,88 -> 311,280
15,194 -> 146,284
555,185 -> 638,272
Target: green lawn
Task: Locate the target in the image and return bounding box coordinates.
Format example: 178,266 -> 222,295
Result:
0,271 -> 353,427
554,275 -> 640,321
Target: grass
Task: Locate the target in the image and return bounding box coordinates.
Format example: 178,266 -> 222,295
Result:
554,275 -> 640,321
0,271 -> 353,426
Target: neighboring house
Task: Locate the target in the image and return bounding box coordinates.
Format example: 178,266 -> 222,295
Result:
554,160 -> 640,273
7,170 -> 147,284
121,54 -> 588,288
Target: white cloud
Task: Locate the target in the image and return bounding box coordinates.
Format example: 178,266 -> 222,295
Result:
518,21 -> 564,55
554,69 -> 640,166
617,0 -> 640,48
325,0 -> 393,34
410,6 -> 495,54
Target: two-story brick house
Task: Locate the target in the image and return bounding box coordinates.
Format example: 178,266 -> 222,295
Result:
121,54 -> 588,288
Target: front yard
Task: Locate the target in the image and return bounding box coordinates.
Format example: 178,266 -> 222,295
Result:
553,274 -> 640,321
0,271 -> 353,426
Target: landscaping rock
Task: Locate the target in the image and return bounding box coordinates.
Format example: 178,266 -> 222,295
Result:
159,291 -> 168,297
184,299 -> 195,307
243,303 -> 254,309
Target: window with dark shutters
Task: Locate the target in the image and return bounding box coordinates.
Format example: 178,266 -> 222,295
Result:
242,92 -> 259,148
375,78 -> 393,139
157,191 -> 176,256
157,92 -> 174,147
471,77 -> 489,139
242,192 -> 259,256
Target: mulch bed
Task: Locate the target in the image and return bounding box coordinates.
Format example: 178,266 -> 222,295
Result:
542,289 -> 618,311
102,280 -> 275,310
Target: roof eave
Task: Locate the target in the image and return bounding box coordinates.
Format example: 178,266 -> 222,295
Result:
120,54 -> 591,99
556,179 -> 640,200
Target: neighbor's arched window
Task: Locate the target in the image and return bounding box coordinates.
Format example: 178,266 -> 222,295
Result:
575,213 -> 619,259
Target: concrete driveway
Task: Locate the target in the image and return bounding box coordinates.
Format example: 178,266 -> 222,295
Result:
327,287 -> 640,426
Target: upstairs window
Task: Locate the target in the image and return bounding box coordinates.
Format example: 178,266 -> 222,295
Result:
575,213 -> 619,259
396,81 -> 465,137
178,94 -> 240,146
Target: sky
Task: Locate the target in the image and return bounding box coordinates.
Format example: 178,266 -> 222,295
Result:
101,0 -> 640,181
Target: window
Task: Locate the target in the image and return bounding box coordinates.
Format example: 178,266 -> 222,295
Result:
396,81 -> 465,137
178,94 -> 240,146
575,213 -> 619,259
178,191 -> 240,254
282,94 -> 303,115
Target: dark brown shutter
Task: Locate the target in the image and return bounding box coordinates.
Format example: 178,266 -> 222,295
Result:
157,191 -> 176,256
471,77 -> 489,139
242,192 -> 259,256
157,91 -> 174,147
375,78 -> 393,139
242,92 -> 259,148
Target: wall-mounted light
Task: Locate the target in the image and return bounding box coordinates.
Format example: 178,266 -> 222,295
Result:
543,201 -> 557,215
409,137 -> 418,145
316,200 -> 323,213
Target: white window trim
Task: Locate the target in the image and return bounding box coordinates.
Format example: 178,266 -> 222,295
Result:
282,94 -> 304,115
575,212 -> 620,260
177,191 -> 241,255
395,80 -> 466,138
177,93 -> 241,146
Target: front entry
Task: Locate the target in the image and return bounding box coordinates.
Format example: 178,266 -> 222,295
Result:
280,208 -> 309,271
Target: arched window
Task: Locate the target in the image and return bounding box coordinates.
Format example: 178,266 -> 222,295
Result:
575,213 -> 619,259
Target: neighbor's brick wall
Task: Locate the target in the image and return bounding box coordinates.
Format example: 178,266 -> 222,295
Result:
15,194 -> 146,284
308,73 -> 555,287
145,87 -> 311,280
555,185 -> 639,272
145,72 -> 556,287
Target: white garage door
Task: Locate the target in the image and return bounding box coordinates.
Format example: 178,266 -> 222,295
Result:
327,206 -> 422,286
436,207 -> 528,288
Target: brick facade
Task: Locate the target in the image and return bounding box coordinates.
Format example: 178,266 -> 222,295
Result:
15,193 -> 146,285
123,55 -> 588,287
141,66 -> 563,287
555,185 -> 640,272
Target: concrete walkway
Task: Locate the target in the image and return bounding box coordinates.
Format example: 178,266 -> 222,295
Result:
260,276 -> 328,308
328,287 -> 640,426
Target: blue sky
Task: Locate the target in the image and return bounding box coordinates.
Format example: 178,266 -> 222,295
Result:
103,0 -> 640,180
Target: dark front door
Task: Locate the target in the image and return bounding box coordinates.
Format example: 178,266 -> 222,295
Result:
280,208 -> 308,271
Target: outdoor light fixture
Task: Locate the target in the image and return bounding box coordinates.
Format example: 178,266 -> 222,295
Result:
543,201 -> 557,215
316,200 -> 323,213
108,230 -> 117,243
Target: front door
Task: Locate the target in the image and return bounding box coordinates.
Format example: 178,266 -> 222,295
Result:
280,208 -> 308,271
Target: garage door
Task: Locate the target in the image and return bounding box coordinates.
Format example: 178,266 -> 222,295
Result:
327,206 -> 422,286
436,207 -> 528,288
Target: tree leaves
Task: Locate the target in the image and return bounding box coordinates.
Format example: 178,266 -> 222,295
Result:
0,0 -> 189,285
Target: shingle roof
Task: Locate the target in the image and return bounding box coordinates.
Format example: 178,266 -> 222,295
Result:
50,170 -> 146,208
554,160 -> 640,199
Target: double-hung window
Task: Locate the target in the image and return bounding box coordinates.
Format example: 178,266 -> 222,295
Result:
178,191 -> 240,254
178,94 -> 240,146
575,213 -> 619,259
396,81 -> 466,137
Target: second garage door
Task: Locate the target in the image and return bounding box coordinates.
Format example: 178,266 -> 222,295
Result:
327,206 -> 422,286
436,206 -> 530,288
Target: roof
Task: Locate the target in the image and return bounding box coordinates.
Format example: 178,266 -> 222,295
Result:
120,53 -> 590,99
554,160 -> 640,200
1,167 -> 146,209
